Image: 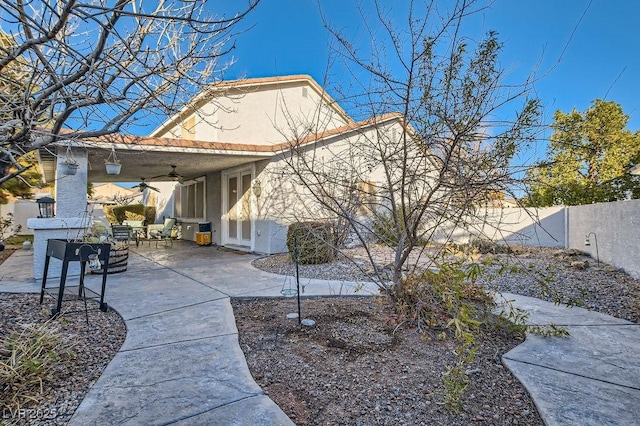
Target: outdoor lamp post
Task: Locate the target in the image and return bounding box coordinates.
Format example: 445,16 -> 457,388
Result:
37,196 -> 55,218
584,232 -> 600,266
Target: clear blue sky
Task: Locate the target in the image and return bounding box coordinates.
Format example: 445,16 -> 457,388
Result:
222,0 -> 640,137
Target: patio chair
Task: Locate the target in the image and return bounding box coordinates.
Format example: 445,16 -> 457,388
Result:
111,224 -> 134,244
122,220 -> 146,246
147,217 -> 177,247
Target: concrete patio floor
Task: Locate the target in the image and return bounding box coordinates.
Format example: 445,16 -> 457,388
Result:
0,241 -> 639,425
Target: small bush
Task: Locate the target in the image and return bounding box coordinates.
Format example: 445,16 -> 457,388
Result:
103,205 -> 117,224
91,221 -> 109,238
1,213 -> 22,240
2,235 -> 33,245
286,222 -> 335,264
371,211 -> 405,246
469,239 -> 513,254
112,204 -> 145,224
104,204 -> 154,224
389,251 -> 492,410
143,206 -> 156,225
124,211 -> 145,221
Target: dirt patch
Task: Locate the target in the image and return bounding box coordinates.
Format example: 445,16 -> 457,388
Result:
233,297 -> 542,425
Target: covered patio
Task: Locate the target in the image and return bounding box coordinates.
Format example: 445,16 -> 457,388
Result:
28,136 -> 274,279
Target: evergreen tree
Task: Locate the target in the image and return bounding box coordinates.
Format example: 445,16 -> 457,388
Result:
527,100 -> 640,206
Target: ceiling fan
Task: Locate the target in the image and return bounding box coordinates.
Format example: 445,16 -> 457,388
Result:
152,165 -> 185,184
131,178 -> 159,192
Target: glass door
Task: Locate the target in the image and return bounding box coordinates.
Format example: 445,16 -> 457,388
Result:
224,169 -> 253,247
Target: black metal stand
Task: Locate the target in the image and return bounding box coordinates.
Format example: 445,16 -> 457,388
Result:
39,239 -> 111,318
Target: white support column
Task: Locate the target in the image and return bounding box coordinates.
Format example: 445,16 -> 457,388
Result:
55,146 -> 89,218
27,145 -> 90,279
27,218 -> 90,279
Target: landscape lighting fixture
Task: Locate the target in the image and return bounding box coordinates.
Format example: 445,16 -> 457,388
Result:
37,196 -> 55,218
584,232 -> 600,266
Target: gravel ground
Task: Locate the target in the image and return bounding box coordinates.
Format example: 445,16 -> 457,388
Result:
2,244 -> 637,425
234,297 -> 541,425
479,247 -> 640,323
241,245 -> 640,425
0,249 -> 126,426
253,245 -> 640,323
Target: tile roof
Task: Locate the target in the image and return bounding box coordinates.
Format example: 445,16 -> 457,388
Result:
87,112 -> 406,155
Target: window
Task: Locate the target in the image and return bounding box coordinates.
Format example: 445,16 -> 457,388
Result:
174,178 -> 205,219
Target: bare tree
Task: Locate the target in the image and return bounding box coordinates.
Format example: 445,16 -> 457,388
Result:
278,0 -> 541,296
0,0 -> 258,183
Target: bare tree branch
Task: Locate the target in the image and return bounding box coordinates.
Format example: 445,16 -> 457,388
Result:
278,0 -> 542,295
0,0 -> 258,183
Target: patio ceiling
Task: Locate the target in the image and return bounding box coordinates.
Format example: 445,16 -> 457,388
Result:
85,149 -> 269,183
39,138 -> 273,184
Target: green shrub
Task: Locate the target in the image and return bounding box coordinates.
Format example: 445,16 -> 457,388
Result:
124,211 -> 145,221
371,211 -> 406,246
469,239 -> 512,254
103,205 -> 117,224
143,206 -> 156,225
91,221 -> 109,238
286,222 -> 335,264
390,256 -> 492,411
112,204 -> 145,223
104,204 -> 155,224
2,235 -> 33,245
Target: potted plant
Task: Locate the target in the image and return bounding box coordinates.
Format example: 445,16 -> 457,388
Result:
105,147 -> 121,175
59,144 -> 79,175
60,159 -> 79,175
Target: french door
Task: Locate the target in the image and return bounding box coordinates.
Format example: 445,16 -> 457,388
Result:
223,168 -> 253,248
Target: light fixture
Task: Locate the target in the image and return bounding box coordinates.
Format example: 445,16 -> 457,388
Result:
584,232 -> 600,266
252,179 -> 262,197
37,196 -> 55,218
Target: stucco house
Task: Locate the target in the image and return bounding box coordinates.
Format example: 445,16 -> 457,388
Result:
90,182 -> 142,205
129,75 -> 410,254
28,75 -> 411,274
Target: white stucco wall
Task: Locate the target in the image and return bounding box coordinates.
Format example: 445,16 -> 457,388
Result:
567,200 -> 640,278
146,181 -> 178,223
0,200 -> 40,235
55,147 -> 89,218
160,80 -> 349,146
429,207 -> 567,248
471,207 -> 566,247
251,118 -> 416,254
213,83 -> 348,145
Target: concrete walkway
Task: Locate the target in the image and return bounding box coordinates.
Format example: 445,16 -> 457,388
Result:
1,242 -> 639,425
0,243 -> 378,425
496,293 -> 640,426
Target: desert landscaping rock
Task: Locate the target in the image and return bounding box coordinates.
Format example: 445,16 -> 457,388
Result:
0,293 -> 126,425
2,243 -> 638,425
233,297 -> 544,425
253,245 -> 640,323
246,245 -> 640,425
